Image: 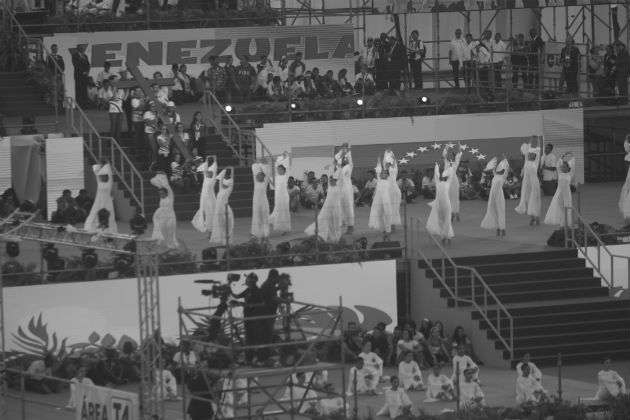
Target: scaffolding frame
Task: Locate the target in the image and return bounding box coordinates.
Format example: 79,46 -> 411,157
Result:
178,294 -> 350,420
0,209 -> 163,420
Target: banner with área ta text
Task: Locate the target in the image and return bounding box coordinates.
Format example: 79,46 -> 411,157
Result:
74,383 -> 139,420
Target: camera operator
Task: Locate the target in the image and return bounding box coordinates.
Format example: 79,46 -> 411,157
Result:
231,272 -> 265,365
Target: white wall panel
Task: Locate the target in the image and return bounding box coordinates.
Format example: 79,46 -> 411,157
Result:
0,137 -> 11,193
45,137 -> 84,220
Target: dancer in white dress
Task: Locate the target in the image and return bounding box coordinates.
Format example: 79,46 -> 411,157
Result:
426,162 -> 454,244
398,351 -> 425,391
191,156 -> 217,235
516,365 -> 547,405
209,167 -> 234,244
384,149 -> 402,226
358,341 -> 384,384
84,161 -> 117,233
376,376 -> 413,418
251,160 -> 271,240
544,153 -> 575,227
150,172 -> 179,249
618,135 -> 630,220
481,156 -> 509,236
269,152 -> 291,233
336,143 -> 355,234
443,143 -> 463,222
368,158 -> 394,241
305,169 -> 343,242
595,358 -> 627,400
515,137 -> 542,226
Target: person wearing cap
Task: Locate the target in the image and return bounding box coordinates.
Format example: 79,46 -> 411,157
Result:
235,55 -> 257,103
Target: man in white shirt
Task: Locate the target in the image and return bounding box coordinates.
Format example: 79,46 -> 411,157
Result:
360,37 -> 376,73
449,29 -> 467,89
491,32 -> 507,88
541,143 -> 558,196
408,30 -> 426,90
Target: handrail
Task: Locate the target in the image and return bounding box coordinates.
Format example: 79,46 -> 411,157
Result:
202,89 -> 247,165
2,3 -> 145,214
563,206 -> 630,294
409,216 -> 514,360
65,97 -> 145,212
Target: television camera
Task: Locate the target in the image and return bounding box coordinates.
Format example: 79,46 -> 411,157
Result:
195,273 -> 241,299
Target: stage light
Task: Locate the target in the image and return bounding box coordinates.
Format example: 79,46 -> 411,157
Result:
6,241 -> 20,258
355,237 -> 368,250
224,104 -> 234,113
289,102 -> 299,110
129,213 -> 147,235
356,98 -> 364,106
418,96 -> 430,104
114,255 -> 133,273
47,257 -> 67,282
82,249 -> 98,269
201,247 -> 219,271
276,242 -> 291,254
42,243 -> 58,264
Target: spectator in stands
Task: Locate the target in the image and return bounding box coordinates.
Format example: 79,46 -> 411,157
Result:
527,28 -> 545,90
46,44 -> 65,75
474,41 -> 492,89
76,189 -> 93,214
318,70 -> 335,98
53,189 -> 83,224
463,34 -> 476,93
541,143 -> 558,196
170,153 -> 190,192
451,326 -> 481,364
96,61 -> 116,109
355,64 -> 376,95
108,81 -> 127,141
300,71 -> 318,99
170,63 -> 184,105
285,73 -> 302,99
67,366 -> 94,408
588,46 -> 604,97
256,55 -> 274,97
179,65 -> 197,102
275,56 -> 289,81
175,122 -> 191,151
388,36 -> 406,92
343,321 -> 364,362
356,169 -> 377,207
433,320 -> 446,339
223,56 -> 237,103
152,73 -> 170,105
156,126 -> 172,174
267,76 -> 287,102
235,55 -> 257,103
603,44 -> 617,96
426,326 -> 451,367
118,341 -> 141,382
336,69 -> 354,96
26,352 -> 58,394
72,44 -> 90,108
613,41 -> 629,103
397,170 -> 418,203
504,170 -> 520,199
165,102 -> 180,125
374,33 -> 390,91
207,56 -> 227,102
512,34 -> 528,89
396,328 -> 421,365
449,29 -> 467,89
257,54 -> 275,75
560,35 -> 580,95
419,318 -> 432,339
130,90 -> 146,153
301,176 -> 323,209
189,111 -> 205,153
491,33 -> 507,88
421,167 -> 436,199
360,37 -> 376,74
289,52 -> 306,77
367,324 -> 391,365
407,30 -> 426,90
287,176 -> 301,212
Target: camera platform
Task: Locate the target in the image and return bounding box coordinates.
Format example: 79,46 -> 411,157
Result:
178,295 -> 351,420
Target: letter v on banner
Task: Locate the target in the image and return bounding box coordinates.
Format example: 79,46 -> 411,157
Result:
126,62 -> 191,161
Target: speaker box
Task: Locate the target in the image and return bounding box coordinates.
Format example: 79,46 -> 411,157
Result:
369,241 -> 402,259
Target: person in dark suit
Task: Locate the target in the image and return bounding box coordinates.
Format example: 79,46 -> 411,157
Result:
46,44 -> 65,75
560,36 -> 581,94
527,28 -> 544,90
72,45 -> 90,107
613,40 -> 629,103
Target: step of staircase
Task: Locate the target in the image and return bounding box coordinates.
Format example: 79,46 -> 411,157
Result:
422,249 -> 630,367
0,71 -> 56,117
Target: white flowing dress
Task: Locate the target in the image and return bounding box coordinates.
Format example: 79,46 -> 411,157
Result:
209,170 -> 234,244
251,162 -> 270,239
269,155 -> 291,232
191,160 -> 217,233
151,173 -> 179,249
516,376 -> 545,404
338,151 -> 355,227
425,373 -> 454,402
84,163 -> 118,233
515,144 -> 541,217
595,369 -> 627,399
305,173 -> 343,242
618,139 -> 630,218
398,360 -> 423,390
427,163 -> 454,239
384,151 -> 402,225
368,164 -> 394,233
481,158 -> 509,230
544,157 -> 575,226
445,150 -> 462,215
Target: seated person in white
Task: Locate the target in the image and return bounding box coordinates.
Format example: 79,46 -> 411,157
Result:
319,383 -> 351,417
347,358 -> 379,395
220,373 -> 249,418
451,344 -> 479,386
516,364 -> 547,405
398,351 -> 425,391
516,352 -> 542,384
358,341 -> 384,384
459,368 -> 485,410
376,376 -> 413,419
284,370 -> 329,393
425,364 -> 455,402
67,366 -> 94,408
595,358 -> 627,400
153,364 -> 181,401
282,372 -> 319,414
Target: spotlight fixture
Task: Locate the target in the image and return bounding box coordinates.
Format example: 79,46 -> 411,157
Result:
130,213 -> 147,235
276,242 -> 291,254
224,104 -> 234,113
6,241 -> 20,258
42,243 -> 59,264
82,249 -> 98,269
418,96 -> 430,104
289,102 -> 299,110
356,98 -> 364,106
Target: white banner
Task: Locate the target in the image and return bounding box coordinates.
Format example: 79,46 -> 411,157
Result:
5,261 -> 397,353
74,383 -> 139,420
0,137 -> 11,193
42,24 -> 355,102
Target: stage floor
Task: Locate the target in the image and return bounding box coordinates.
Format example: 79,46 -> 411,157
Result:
6,360 -> 629,419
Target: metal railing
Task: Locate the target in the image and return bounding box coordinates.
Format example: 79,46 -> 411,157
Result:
2,3 -> 145,214
563,205 -> 630,295
409,216 -> 514,360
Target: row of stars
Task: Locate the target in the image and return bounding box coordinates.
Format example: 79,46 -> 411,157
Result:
398,142 -> 486,165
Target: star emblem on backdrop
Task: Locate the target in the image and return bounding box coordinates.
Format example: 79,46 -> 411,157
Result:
396,141 -> 489,165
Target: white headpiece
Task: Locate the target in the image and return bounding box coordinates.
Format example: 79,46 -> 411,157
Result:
97,163 -> 112,176
483,157 -> 497,172
150,173 -> 169,189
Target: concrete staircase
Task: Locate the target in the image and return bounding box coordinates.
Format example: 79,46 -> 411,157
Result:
0,71 -> 56,117
421,248 -> 630,367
